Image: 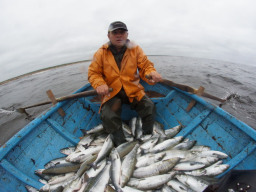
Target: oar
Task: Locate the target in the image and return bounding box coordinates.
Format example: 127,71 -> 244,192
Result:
16,88 -> 113,115
145,75 -> 226,103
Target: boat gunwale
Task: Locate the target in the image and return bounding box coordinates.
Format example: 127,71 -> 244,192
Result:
0,84 -> 91,161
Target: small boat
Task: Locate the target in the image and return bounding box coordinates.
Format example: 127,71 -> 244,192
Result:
0,80 -> 256,191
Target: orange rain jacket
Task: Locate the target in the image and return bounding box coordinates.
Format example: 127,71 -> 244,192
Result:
88,41 -> 157,105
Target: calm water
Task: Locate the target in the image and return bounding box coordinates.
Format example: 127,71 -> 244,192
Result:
0,56 -> 256,146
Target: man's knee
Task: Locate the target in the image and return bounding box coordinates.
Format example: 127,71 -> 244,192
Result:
100,97 -> 122,133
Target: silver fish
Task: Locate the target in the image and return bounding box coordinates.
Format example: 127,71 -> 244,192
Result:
135,117 -> 143,139
91,134 -> 114,169
25,185 -> 39,192
153,121 -> 166,137
116,141 -> 138,159
83,161 -> 111,192
42,161 -> 81,175
165,125 -> 182,138
76,134 -> 95,152
127,172 -> 176,190
86,159 -> 106,178
133,158 -> 180,178
139,136 -> 159,153
172,138 -> 196,150
60,146 -> 76,155
84,124 -> 104,135
181,156 -> 219,167
121,185 -> 144,192
110,149 -> 123,192
198,150 -> 229,159
44,156 -> 69,169
75,154 -> 97,178
136,152 -> 166,168
167,179 -> 191,192
190,145 -> 211,152
175,174 -> 209,192
150,136 -> 183,153
66,145 -> 101,163
173,161 -> 206,171
48,172 -> 75,185
198,161 -> 229,176
121,144 -> 140,187
130,117 -> 137,137
63,176 -> 83,192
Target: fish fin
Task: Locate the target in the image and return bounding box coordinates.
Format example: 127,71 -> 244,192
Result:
83,173 -> 90,182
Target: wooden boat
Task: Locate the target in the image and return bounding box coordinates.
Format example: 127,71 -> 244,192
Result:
0,80 -> 256,191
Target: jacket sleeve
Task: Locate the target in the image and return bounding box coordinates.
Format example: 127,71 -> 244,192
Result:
88,49 -> 107,89
136,46 -> 156,85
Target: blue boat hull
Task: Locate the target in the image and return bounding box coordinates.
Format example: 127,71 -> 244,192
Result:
1,81 -> 256,191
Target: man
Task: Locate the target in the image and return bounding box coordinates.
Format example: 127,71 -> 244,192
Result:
88,21 -> 162,146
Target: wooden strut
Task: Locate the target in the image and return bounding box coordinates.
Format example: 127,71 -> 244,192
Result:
46,90 -> 66,117
186,86 -> 205,112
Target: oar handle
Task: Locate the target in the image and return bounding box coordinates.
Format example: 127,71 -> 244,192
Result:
56,88 -> 113,102
145,75 -> 196,93
19,88 -> 113,111
145,75 -> 226,103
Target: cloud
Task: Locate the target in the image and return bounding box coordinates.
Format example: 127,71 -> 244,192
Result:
0,0 -> 256,81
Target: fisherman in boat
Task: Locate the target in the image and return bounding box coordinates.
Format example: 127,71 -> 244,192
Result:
88,21 -> 162,146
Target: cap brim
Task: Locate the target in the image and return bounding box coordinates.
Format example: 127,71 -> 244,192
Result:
108,27 -> 128,32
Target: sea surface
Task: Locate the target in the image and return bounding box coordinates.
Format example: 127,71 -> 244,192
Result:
0,56 -> 256,146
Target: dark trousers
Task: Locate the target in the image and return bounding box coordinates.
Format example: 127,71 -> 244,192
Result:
100,89 -> 155,146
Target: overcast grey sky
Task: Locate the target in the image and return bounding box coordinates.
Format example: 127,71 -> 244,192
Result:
0,0 -> 255,82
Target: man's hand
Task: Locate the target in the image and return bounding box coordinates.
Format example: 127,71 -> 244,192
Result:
96,84 -> 110,96
149,71 -> 162,83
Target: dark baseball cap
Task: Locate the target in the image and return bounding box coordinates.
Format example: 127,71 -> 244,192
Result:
108,21 -> 128,32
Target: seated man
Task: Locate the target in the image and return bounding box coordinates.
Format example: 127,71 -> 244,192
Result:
88,21 -> 162,146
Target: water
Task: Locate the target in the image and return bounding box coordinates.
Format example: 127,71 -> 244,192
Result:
0,56 -> 256,146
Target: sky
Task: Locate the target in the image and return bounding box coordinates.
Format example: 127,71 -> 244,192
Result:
0,0 -> 255,82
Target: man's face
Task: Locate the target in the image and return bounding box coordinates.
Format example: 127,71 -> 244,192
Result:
108,29 -> 128,48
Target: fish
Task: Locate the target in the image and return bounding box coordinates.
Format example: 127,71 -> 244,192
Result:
153,121 -> 166,137
62,176 -> 83,192
25,185 -> 39,192
166,179 -> 191,192
82,124 -> 104,135
135,117 -> 143,139
116,141 -> 138,158
48,172 -> 75,185
65,145 -> 101,163
44,156 -> 69,169
121,144 -> 140,187
139,136 -> 159,154
185,161 -> 230,177
127,172 -> 177,190
75,154 -> 97,178
173,161 -> 206,171
175,174 -> 209,192
83,161 -> 111,192
28,119 -> 231,192
164,125 -> 182,138
172,139 -> 196,150
60,146 -> 76,155
86,159 -> 106,178
42,161 -> 81,175
75,134 -> 95,151
122,122 -> 134,141
150,136 -> 184,153
136,152 -> 166,168
91,134 -> 114,169
129,117 -> 137,137
110,148 -> 123,192
132,158 -> 180,178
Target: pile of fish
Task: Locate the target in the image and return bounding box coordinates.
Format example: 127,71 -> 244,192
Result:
26,117 -> 230,192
